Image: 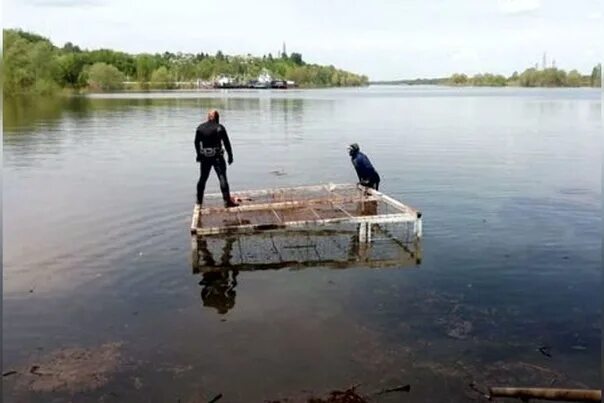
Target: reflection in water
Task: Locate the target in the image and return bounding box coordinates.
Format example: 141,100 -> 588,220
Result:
192,227 -> 421,315
196,237 -> 238,314
199,270 -> 238,315
192,228 -> 421,273
2,95 -> 244,133
196,237 -> 236,267
3,96 -> 86,133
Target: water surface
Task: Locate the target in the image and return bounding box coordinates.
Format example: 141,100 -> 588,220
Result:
3,86 -> 601,402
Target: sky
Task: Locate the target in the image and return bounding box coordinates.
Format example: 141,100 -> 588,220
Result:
2,0 -> 603,80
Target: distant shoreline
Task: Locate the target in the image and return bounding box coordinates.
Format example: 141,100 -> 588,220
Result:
58,85 -> 370,96
369,82 -> 601,89
371,65 -> 602,88
3,28 -> 369,98
11,85 -> 601,100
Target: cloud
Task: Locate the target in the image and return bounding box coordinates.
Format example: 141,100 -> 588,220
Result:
23,0 -> 104,7
498,0 -> 541,15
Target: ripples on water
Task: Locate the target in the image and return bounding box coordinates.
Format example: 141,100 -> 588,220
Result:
3,87 -> 601,402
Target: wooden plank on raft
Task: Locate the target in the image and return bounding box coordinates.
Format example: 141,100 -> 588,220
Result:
333,203 -> 354,219
200,195 -> 380,214
190,204 -> 201,234
308,207 -> 322,220
204,183 -> 356,199
271,208 -> 282,223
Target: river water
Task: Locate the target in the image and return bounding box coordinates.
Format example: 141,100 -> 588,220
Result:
2,86 -> 601,402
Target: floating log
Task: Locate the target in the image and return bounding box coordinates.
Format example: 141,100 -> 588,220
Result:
489,387 -> 602,402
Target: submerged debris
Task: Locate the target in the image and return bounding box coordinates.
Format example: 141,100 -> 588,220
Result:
489,386 -> 601,402
15,342 -> 123,393
373,384 -> 411,395
418,358 -> 591,401
208,393 -> 223,403
269,169 -> 287,176
538,345 -> 553,358
308,385 -> 367,403
157,364 -> 194,376
266,382 -> 411,403
467,381 -> 490,399
133,376 -> 143,390
446,320 -> 473,340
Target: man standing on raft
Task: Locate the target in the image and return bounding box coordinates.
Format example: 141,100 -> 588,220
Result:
195,109 -> 239,208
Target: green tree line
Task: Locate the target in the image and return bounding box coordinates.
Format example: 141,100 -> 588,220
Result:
373,65 -> 601,88
447,65 -> 601,87
2,29 -> 369,96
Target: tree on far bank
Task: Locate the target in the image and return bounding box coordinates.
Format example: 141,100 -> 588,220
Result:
449,73 -> 468,85
566,69 -> 582,87
135,54 -> 158,82
151,66 -> 173,89
86,62 -> 125,91
289,52 -> 304,65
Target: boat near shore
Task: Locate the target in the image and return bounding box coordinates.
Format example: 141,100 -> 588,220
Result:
213,71 -> 295,89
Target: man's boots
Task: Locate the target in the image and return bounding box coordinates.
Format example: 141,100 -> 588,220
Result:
224,198 -> 239,208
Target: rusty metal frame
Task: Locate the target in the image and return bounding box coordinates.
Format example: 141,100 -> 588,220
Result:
191,183 -> 422,242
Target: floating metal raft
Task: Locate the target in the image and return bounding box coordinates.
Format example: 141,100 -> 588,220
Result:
191,183 -> 422,239
190,183 -> 422,272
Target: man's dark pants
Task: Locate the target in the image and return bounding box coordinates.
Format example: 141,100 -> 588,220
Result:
197,156 -> 231,205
